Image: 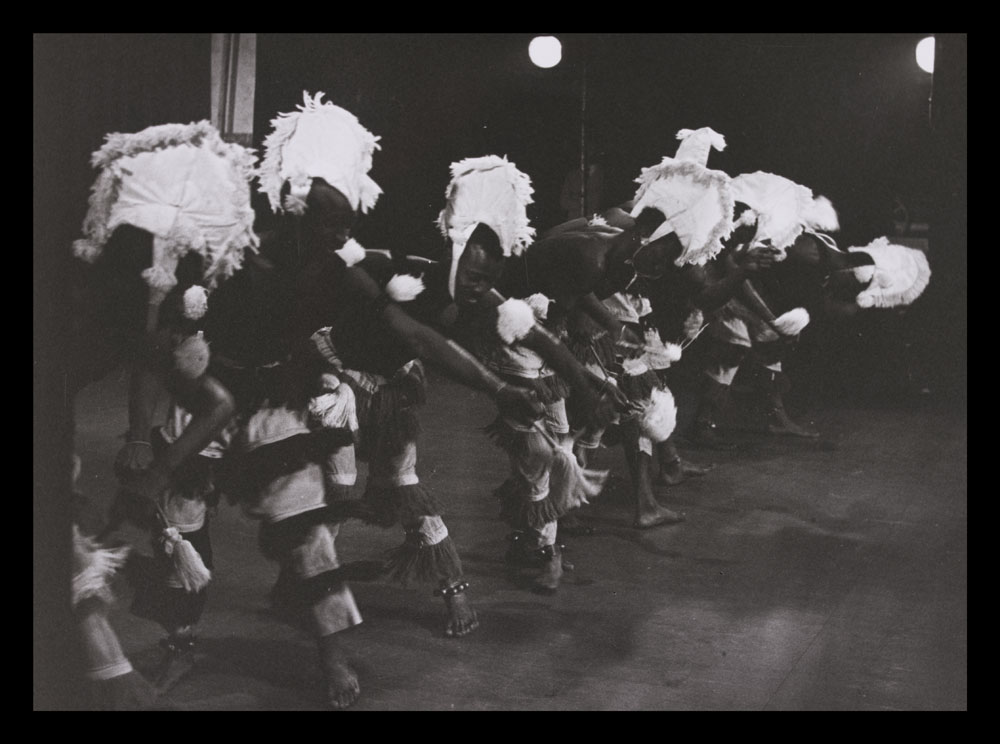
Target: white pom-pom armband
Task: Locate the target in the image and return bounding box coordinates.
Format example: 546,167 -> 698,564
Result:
385,274 -> 425,302
496,298 -> 537,345
182,285 -> 209,320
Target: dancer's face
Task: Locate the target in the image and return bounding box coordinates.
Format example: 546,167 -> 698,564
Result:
632,232 -> 682,278
454,242 -> 504,307
303,179 -> 357,252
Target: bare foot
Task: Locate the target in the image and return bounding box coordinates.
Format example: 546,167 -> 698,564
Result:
505,540 -> 564,594
530,546 -> 563,595
153,634 -> 199,693
657,457 -> 715,486
634,503 -> 686,529
92,670 -> 157,710
443,591 -> 479,638
318,634 -> 360,710
767,412 -> 820,438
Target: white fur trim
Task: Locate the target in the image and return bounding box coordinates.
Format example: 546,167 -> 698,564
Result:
850,237 -> 931,308
854,265 -> 876,284
385,273 -> 425,302
335,238 -> 367,267
638,387 -> 678,443
807,195 -> 840,232
72,239 -> 103,263
496,298 -> 536,344
182,285 -> 209,320
734,208 -> 760,230
282,190 -> 309,216
773,307 -> 810,336
142,264 -> 178,293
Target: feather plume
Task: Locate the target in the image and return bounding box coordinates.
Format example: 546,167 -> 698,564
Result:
437,154 -> 535,257
75,120 -> 258,290
850,237 -> 931,308
259,91 -> 382,215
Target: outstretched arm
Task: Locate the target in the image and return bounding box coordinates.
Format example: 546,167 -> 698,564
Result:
695,244 -> 781,312
115,345 -> 235,529
343,266 -> 543,421
481,289 -> 624,426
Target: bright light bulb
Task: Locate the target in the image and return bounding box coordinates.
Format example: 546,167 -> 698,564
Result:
529,36 -> 561,69
916,36 -> 935,74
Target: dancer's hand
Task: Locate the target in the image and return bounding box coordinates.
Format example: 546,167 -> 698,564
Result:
734,243 -> 781,273
496,384 -> 544,425
114,441 -> 154,480
582,383 -> 626,428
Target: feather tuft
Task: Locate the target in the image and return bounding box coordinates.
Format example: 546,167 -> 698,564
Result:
773,307 -> 810,336
496,298 -> 536,344
385,274 -> 425,302
525,293 -> 551,320
162,527 -> 212,593
182,285 -> 209,320
335,238 -> 367,267
849,237 -> 931,308
638,387 -> 678,443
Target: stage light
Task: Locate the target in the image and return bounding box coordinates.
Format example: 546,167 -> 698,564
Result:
529,36 -> 561,69
916,37 -> 935,74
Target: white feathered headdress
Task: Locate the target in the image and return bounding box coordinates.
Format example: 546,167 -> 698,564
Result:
630,127 -> 734,267
259,91 -> 382,216
72,120 -> 260,300
849,237 -> 931,309
731,172 -> 840,257
437,155 -> 535,298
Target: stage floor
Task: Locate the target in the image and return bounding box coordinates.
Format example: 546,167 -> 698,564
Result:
71,368 -> 967,711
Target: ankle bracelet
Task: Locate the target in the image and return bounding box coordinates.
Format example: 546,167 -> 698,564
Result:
434,581 -> 470,598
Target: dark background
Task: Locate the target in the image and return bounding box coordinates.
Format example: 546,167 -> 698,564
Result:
34,33 -> 966,708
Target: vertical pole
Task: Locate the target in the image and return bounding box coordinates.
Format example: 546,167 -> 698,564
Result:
580,56 -> 588,219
